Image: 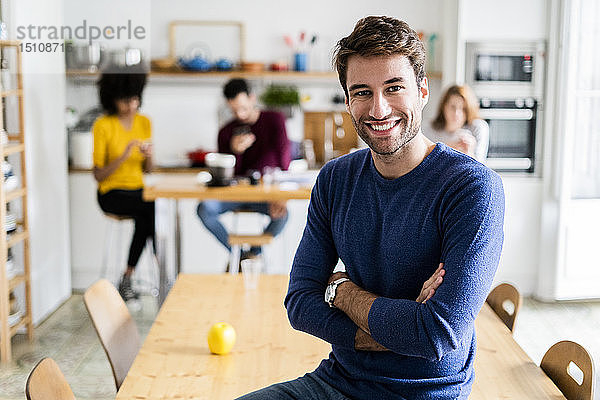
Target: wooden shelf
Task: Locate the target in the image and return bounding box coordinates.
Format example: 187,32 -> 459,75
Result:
0,89 -> 23,98
8,274 -> 26,291
2,143 -> 24,156
67,68 -> 338,82
0,39 -> 32,363
7,230 -> 28,248
66,68 -> 442,81
9,315 -> 30,336
4,188 -> 26,202
0,40 -> 21,48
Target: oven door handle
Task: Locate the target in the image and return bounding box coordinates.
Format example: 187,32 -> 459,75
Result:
479,109 -> 534,120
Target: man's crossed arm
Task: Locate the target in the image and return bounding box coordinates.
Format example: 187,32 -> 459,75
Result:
329,263 -> 445,351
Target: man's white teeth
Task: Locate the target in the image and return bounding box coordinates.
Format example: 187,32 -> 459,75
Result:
370,121 -> 396,131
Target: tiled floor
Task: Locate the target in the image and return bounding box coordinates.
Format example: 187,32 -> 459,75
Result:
0,295 -> 158,400
1,295 -> 599,399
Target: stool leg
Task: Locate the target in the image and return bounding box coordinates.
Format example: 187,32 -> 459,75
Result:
229,245 -> 241,274
101,219 -> 122,286
115,220 -> 125,284
148,239 -> 160,297
100,219 -> 112,283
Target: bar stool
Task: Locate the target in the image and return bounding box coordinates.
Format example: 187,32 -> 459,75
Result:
226,210 -> 273,274
228,233 -> 273,274
100,213 -> 159,297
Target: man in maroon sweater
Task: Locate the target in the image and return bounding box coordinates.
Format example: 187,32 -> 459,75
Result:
197,79 -> 291,264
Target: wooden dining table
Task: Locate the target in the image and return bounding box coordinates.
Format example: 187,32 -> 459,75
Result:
116,274 -> 565,400
143,175 -> 313,304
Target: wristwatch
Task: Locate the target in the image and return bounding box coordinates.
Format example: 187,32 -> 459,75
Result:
325,277 -> 350,308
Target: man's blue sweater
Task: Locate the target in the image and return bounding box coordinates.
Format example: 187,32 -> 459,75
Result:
285,143 -> 505,399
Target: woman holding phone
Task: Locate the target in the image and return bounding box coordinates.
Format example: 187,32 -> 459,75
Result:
425,84 -> 489,162
92,67 -> 154,302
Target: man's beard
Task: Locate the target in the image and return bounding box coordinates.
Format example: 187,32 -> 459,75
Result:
351,113 -> 421,156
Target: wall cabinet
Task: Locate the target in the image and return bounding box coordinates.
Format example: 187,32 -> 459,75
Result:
303,111 -> 359,165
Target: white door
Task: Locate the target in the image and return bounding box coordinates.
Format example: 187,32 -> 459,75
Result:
539,0 -> 600,300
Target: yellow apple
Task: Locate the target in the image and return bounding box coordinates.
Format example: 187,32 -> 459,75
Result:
207,322 -> 236,355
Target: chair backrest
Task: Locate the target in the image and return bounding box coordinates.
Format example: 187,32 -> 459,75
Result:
541,340 -> 595,400
83,279 -> 140,390
26,358 -> 76,400
485,282 -> 522,332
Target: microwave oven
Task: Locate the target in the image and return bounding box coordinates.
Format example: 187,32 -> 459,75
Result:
465,41 -> 546,99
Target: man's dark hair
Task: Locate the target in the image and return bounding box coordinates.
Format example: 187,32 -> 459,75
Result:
332,16 -> 426,98
97,67 -> 147,115
223,78 -> 251,100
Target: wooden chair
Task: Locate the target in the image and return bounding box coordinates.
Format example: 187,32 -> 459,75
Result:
25,358 -> 75,400
541,340 -> 595,400
486,282 -> 522,332
84,279 -> 140,390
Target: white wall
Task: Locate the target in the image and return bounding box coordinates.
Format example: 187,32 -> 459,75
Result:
455,0 -> 548,296
65,1 -> 552,297
64,0 -> 445,165
11,0 -> 71,323
461,0 -> 547,41
65,1 -> 448,288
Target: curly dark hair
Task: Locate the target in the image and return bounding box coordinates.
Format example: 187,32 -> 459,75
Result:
332,16 -> 426,98
223,78 -> 251,100
97,67 -> 148,115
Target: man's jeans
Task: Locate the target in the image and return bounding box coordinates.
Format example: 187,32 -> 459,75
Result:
196,201 -> 289,253
236,372 -> 350,400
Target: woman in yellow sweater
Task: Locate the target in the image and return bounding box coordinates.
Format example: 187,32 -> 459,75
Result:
92,69 -> 154,302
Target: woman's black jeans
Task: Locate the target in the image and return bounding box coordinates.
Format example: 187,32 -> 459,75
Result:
97,189 -> 155,268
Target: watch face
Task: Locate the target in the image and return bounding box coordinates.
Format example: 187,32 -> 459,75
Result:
325,284 -> 333,303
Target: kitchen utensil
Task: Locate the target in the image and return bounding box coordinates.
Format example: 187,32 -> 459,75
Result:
205,153 -> 236,186
294,53 -> 307,72
104,47 -> 143,68
69,130 -> 93,168
187,149 -> 210,166
178,55 -> 212,71
214,58 -> 233,71
284,35 -> 294,48
196,171 -> 212,185
241,62 -> 265,73
270,61 -> 288,71
65,42 -> 104,72
151,58 -> 177,70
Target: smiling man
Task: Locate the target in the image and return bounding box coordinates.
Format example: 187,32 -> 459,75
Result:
237,16 -> 505,400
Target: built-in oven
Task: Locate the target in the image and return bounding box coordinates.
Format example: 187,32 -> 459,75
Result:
479,98 -> 538,173
465,41 -> 545,173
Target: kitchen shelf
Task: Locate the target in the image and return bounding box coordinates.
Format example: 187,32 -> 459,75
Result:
67,68 -> 443,81
68,68 -> 337,78
2,143 -> 24,157
4,188 -> 26,202
8,275 -> 25,292
67,68 -> 339,84
9,315 -> 30,336
7,231 -> 28,248
0,40 -> 33,363
0,89 -> 23,98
